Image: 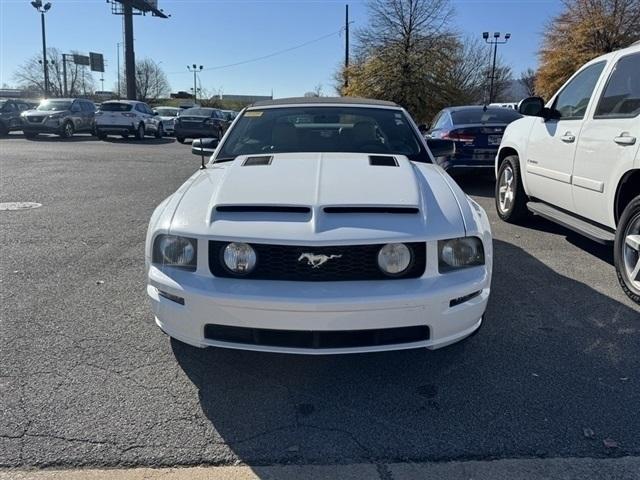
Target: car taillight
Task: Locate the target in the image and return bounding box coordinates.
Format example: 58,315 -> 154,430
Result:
442,129 -> 475,143
122,112 -> 136,118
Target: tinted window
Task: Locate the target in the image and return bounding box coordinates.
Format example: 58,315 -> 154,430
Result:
1,101 -> 16,112
217,106 -> 428,163
595,53 -> 640,118
450,108 -> 522,124
432,111 -> 451,129
155,107 -> 179,117
81,101 -> 95,112
182,108 -> 213,116
101,103 -> 133,112
553,61 -> 606,120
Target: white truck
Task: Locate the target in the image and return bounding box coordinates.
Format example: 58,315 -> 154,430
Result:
495,42 -> 640,304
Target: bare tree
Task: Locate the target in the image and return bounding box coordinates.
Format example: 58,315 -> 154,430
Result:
117,58 -> 170,101
518,68 -> 537,97
304,84 -> 324,97
13,48 -> 95,97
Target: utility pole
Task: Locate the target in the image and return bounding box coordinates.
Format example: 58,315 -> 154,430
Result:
31,1 -> 52,98
483,32 -> 511,103
344,4 -> 349,90
62,53 -> 68,96
123,1 -> 136,99
187,64 -> 203,104
117,42 -> 122,98
108,1 -> 168,100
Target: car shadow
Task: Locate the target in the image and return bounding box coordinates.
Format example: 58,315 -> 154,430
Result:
171,239 -> 639,465
101,137 -> 175,145
22,134 -> 97,142
454,174 -> 496,199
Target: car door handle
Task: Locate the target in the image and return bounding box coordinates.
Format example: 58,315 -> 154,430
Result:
614,135 -> 636,146
560,133 -> 575,143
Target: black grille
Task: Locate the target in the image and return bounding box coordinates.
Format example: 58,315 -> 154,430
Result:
204,324 -> 429,349
209,241 -> 426,281
216,205 -> 310,213
27,116 -> 46,123
323,207 -> 419,214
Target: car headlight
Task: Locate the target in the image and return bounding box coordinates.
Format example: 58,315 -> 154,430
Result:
377,243 -> 412,276
438,237 -> 484,272
48,113 -> 64,120
152,235 -> 197,270
222,242 -> 256,274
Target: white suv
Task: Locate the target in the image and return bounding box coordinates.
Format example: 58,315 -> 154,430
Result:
95,100 -> 163,140
495,42 -> 640,304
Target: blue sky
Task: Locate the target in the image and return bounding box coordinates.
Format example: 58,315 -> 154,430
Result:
0,0 -> 563,97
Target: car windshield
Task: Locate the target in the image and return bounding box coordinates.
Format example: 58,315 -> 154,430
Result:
182,108 -> 213,116
0,100 -> 9,111
216,106 -> 427,162
37,100 -> 72,111
451,108 -> 522,124
155,108 -> 178,117
101,103 -> 133,112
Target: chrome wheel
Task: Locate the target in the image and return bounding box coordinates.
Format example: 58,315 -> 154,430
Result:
623,212 -> 640,292
498,165 -> 514,213
63,122 -> 74,138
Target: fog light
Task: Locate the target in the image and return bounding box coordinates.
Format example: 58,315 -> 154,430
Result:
223,242 -> 257,274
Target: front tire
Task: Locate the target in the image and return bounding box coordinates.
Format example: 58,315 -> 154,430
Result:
135,123 -> 145,141
495,155 -> 528,223
60,121 -> 74,139
176,136 -> 185,144
0,122 -> 8,136
614,195 -> 640,305
155,123 -> 164,139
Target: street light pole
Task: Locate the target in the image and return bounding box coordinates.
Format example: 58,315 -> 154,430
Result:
31,1 -> 52,98
187,64 -> 203,104
483,31 -> 511,104
117,42 -> 122,98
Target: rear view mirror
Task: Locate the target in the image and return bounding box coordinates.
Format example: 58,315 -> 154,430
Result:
518,97 -> 545,117
191,138 -> 219,156
426,139 -> 455,158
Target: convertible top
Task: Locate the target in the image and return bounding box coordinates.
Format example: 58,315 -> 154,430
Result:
249,97 -> 400,108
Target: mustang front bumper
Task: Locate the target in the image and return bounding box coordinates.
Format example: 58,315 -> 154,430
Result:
147,264 -> 490,354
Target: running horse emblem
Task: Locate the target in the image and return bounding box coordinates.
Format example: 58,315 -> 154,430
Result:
298,253 -> 342,268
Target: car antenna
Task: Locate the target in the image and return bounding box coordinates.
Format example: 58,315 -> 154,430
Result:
200,143 -> 206,170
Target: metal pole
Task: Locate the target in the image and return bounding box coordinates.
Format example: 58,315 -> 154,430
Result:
123,1 -> 136,100
344,4 -> 349,90
41,12 -> 49,98
194,70 -> 198,104
489,40 -> 498,103
117,44 -> 121,99
62,54 -> 68,97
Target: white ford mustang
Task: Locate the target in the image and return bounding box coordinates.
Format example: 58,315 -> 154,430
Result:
146,97 -> 493,354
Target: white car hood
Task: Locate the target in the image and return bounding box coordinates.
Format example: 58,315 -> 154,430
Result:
165,152 -> 467,244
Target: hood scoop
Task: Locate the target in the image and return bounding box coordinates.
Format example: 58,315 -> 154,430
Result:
323,206 -> 419,214
216,205 -> 310,214
243,156 -> 273,166
369,155 -> 398,167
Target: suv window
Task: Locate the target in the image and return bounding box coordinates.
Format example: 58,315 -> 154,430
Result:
595,52 -> 640,119
1,101 -> 17,112
81,101 -> 95,112
553,61 -> 606,120
101,103 -> 132,112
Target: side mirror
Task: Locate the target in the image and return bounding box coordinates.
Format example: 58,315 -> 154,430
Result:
191,137 -> 219,156
426,139 -> 455,158
518,96 -> 545,117
154,111 -> 159,116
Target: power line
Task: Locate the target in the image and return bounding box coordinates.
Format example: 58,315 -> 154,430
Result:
165,28 -> 344,76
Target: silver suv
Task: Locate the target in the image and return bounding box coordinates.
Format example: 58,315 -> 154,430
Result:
21,98 -> 96,138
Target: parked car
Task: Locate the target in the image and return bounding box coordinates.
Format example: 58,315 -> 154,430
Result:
495,42 -> 640,304
154,106 -> 180,135
146,97 -> 493,354
21,98 -> 96,138
174,107 -> 230,143
0,98 -> 34,136
425,106 -> 522,175
221,109 -> 239,121
94,100 -> 163,140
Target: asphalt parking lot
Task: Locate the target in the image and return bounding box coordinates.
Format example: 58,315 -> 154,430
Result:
1,133 -> 639,469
